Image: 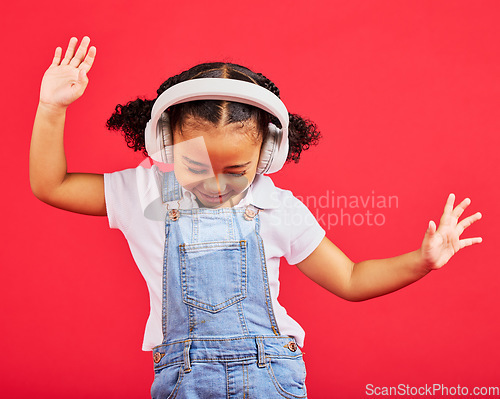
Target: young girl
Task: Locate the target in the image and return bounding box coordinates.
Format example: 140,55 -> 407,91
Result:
30,37 -> 482,398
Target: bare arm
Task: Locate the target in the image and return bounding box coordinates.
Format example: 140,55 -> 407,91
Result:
297,194 -> 482,302
30,37 -> 105,216
296,238 -> 430,302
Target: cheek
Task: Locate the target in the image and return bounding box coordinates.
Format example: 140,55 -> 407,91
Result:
219,174 -> 252,193
172,166 -> 190,189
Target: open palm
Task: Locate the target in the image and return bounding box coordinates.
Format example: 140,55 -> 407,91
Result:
39,37 -> 96,108
420,193 -> 482,270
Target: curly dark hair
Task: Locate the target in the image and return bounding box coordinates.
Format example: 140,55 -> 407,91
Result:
106,62 -> 321,163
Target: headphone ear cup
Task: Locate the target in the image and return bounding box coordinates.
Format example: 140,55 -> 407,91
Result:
256,123 -> 280,174
145,119 -> 159,162
159,113 -> 174,164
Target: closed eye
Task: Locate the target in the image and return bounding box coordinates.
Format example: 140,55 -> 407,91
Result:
187,167 -> 208,175
226,171 -> 247,177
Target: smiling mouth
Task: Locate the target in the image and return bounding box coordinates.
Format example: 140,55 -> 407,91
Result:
196,190 -> 232,203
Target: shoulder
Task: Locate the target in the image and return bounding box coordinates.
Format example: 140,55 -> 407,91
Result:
250,176 -> 318,238
252,175 -> 326,265
105,163 -> 159,184
104,164 -> 165,229
250,174 -> 305,211
104,164 -> 163,196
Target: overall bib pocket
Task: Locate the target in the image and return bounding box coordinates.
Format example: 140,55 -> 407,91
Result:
180,240 -> 247,313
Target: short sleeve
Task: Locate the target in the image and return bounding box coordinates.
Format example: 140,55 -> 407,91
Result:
104,168 -> 139,233
280,191 -> 326,265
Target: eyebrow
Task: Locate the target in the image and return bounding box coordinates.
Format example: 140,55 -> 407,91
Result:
182,155 -> 250,169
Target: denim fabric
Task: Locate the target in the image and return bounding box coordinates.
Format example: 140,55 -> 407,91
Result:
151,172 -> 307,398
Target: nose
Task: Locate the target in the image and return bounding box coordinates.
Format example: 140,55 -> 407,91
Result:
203,175 -> 227,194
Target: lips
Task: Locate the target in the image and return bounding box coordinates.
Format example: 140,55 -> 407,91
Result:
196,189 -> 232,205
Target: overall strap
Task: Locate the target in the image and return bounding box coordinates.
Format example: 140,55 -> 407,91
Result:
162,171 -> 183,203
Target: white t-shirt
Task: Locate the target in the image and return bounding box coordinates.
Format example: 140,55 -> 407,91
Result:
104,165 -> 325,350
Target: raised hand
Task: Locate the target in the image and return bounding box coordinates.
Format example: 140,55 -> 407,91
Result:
420,194 -> 482,270
39,36 -> 96,109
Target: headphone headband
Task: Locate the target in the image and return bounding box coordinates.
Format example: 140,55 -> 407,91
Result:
145,78 -> 290,174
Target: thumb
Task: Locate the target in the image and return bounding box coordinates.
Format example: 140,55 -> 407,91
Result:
77,68 -> 88,85
72,69 -> 89,99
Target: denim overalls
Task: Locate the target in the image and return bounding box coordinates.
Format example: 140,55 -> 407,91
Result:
150,171 -> 307,398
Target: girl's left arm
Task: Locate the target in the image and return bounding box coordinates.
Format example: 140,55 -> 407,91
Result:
296,194 -> 482,302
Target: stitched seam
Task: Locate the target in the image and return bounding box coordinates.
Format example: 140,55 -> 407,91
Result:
154,353 -> 301,370
254,214 -> 280,335
180,240 -> 247,313
167,367 -> 184,399
266,360 -> 307,399
154,335 -> 293,347
225,362 -> 230,399
162,221 -> 170,340
243,363 -> 248,399
237,300 -> 249,335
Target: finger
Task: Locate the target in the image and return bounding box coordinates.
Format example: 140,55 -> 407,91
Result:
69,36 -> 91,67
427,220 -> 437,235
52,47 -> 62,66
458,236 -> 483,250
61,37 -> 78,65
79,46 -> 97,73
439,193 -> 455,226
456,211 -> 482,236
452,197 -> 471,221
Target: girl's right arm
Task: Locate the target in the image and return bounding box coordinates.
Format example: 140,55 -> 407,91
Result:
30,37 -> 106,216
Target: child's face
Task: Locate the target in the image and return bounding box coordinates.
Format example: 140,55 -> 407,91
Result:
172,117 -> 262,208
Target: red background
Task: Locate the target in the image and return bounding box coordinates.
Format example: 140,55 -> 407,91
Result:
1,1 -> 499,398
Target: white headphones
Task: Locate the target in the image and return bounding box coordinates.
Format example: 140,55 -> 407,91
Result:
144,78 -> 290,174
